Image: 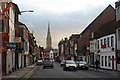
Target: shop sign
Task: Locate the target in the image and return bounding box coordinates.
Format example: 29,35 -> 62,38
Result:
14,37 -> 21,43
24,51 -> 29,55
0,33 -> 9,43
7,43 -> 16,49
0,46 -> 8,52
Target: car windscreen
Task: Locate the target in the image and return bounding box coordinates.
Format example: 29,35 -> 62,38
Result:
38,60 -> 42,62
79,62 -> 87,64
66,61 -> 75,64
44,61 -> 52,64
61,61 -> 64,63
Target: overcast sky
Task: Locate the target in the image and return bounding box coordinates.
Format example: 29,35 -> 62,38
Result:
13,0 -> 116,48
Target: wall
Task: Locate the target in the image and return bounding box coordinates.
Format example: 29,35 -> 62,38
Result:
97,34 -> 116,70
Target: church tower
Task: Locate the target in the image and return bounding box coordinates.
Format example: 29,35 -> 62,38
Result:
46,22 -> 52,50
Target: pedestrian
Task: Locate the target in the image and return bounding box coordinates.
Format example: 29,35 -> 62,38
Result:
95,59 -> 100,70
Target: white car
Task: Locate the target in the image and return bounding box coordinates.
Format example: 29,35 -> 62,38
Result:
63,60 -> 77,71
36,60 -> 43,65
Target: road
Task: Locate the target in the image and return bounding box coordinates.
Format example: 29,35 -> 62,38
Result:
29,62 -> 118,79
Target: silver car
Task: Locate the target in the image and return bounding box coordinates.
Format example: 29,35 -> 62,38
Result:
76,61 -> 89,70
63,60 -> 77,71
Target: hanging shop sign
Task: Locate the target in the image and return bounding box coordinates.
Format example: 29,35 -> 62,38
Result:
14,37 -> 21,43
24,51 -> 29,55
0,46 -> 8,52
7,43 -> 16,49
0,33 -> 9,43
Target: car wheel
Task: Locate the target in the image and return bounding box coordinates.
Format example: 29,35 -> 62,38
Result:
86,68 -> 89,70
75,68 -> 77,71
51,66 -> 53,68
63,67 -> 66,71
43,66 -> 45,69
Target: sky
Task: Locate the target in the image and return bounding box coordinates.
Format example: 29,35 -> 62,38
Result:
13,0 -> 116,48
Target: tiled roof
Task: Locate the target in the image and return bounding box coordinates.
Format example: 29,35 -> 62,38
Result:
94,20 -> 117,39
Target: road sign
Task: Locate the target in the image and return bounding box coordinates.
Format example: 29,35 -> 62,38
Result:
7,43 -> 16,49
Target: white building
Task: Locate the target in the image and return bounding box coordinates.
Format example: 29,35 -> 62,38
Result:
115,0 -> 120,71
49,50 -> 54,60
97,34 -> 116,70
89,20 -> 117,70
6,3 -> 15,74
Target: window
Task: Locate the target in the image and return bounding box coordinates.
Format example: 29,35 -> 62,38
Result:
108,56 -> 111,67
102,56 -> 104,66
118,29 -> 120,41
107,37 -> 110,47
97,40 -> 99,49
105,56 -> 107,66
24,41 -> 28,51
0,20 -> 3,32
111,36 -> 114,47
101,39 -> 103,45
104,38 -> 106,45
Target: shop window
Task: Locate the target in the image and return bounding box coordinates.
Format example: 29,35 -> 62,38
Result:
105,56 -> 107,66
97,40 -> 99,49
102,56 -> 104,66
111,36 -> 114,47
107,37 -> 110,47
108,56 -> 111,67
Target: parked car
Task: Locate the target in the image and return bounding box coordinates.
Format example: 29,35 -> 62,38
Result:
36,59 -> 43,65
43,60 -> 53,69
76,61 -> 89,70
60,61 -> 65,66
63,60 -> 77,71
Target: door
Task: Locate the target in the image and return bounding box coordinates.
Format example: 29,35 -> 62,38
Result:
2,53 -> 6,75
112,56 -> 114,70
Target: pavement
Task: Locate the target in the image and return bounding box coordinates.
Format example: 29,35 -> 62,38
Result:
2,64 -> 37,79
89,67 -> 118,77
1,63 -> 119,79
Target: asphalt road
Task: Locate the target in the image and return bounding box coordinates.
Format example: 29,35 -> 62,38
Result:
29,62 -> 118,79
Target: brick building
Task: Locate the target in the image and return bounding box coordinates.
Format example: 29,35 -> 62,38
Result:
77,5 -> 115,64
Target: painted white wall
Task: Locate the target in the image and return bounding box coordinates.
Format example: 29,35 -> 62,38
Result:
6,6 -> 15,74
18,53 -> 22,68
116,28 -> 120,50
100,52 -> 116,70
97,33 -> 116,70
97,34 -> 116,52
50,50 -> 54,59
21,53 -> 24,68
6,49 -> 12,74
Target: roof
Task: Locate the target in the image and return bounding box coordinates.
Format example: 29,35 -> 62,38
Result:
94,20 -> 117,39
80,5 -> 115,35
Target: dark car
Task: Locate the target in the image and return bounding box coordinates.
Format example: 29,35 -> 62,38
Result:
63,60 -> 77,71
43,60 -> 53,69
77,61 -> 89,70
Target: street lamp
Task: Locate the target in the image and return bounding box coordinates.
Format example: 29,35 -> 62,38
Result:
20,10 -> 34,13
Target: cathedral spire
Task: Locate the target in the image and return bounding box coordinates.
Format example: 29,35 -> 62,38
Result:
46,22 -> 52,50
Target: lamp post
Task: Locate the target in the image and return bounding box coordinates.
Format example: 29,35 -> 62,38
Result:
20,10 -> 34,13
17,10 -> 34,67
